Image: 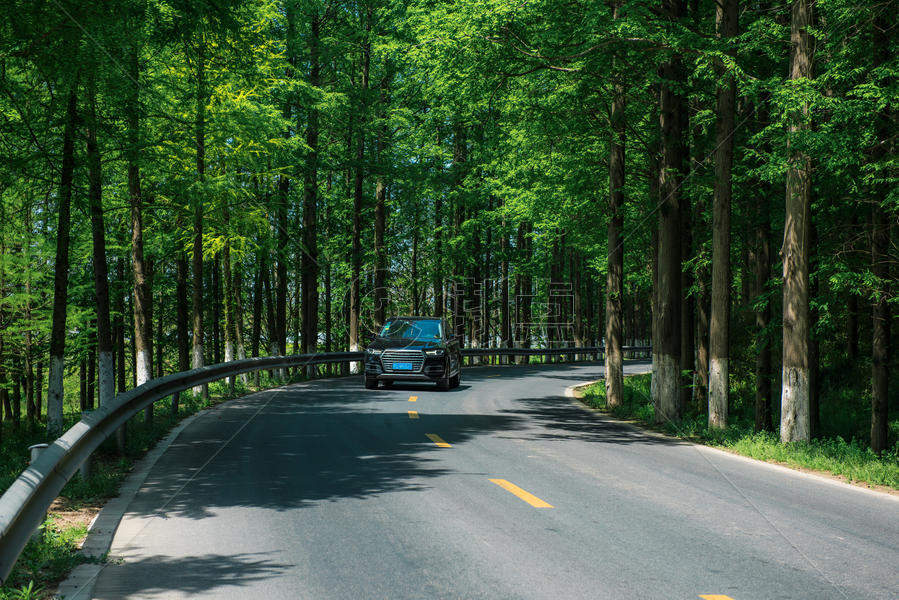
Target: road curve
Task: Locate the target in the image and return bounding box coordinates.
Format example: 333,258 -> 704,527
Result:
84,361 -> 898,599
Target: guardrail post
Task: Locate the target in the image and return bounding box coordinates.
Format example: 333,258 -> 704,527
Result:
27,444 -> 50,543
80,412 -> 93,480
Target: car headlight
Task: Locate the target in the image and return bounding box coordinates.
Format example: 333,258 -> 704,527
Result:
366,348 -> 382,357
424,349 -> 445,357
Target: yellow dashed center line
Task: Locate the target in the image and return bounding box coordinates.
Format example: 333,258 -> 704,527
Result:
489,479 -> 553,508
426,433 -> 451,448
408,411 -> 419,419
408,396 -> 418,402
699,596 -> 735,600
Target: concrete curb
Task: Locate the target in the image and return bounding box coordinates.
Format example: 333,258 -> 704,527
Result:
563,376 -> 899,501
55,409 -> 203,600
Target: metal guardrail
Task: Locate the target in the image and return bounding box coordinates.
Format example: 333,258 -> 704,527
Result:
461,345 -> 651,360
0,345 -> 650,581
0,352 -> 360,582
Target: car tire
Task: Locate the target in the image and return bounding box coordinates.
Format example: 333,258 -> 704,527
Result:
364,376 -> 378,390
437,376 -> 450,391
449,371 -> 460,388
382,380 -> 393,388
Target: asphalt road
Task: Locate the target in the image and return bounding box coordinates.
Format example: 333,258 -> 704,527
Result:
87,361 -> 898,599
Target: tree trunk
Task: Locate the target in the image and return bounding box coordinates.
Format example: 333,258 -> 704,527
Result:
223,204 -> 236,389
144,255 -> 155,425
234,264 -> 248,382
192,39 -> 208,398
649,134 -> 661,410
680,150 -> 695,412
656,8 -> 685,423
606,58 -> 626,407
753,194 -> 774,432
24,206 -> 35,422
303,12 -> 321,366
780,0 -> 814,443
251,253 -> 264,360
412,212 -> 420,315
11,359 -> 21,429
870,9 -> 892,454
349,21 -> 371,371
501,214 -> 511,359
847,292 -> 858,361
47,85 -> 77,435
172,249 -> 188,413
708,0 -> 738,429
0,223 -> 7,433
515,222 -> 533,364
212,253 -> 222,365
871,204 -> 891,452
452,124 -> 467,342
483,206 -> 493,355
809,224 -> 820,438
264,261 -> 278,363
433,131 -> 444,318
125,45 -> 152,426
251,252 -> 264,387
156,278 -> 164,379
275,177 -> 288,361
113,258 -> 125,395
471,221 -> 483,358
324,175 -> 334,367
373,65 -> 390,330
86,75 -> 115,408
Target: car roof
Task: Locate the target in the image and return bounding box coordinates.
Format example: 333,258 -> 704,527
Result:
386,316 -> 440,321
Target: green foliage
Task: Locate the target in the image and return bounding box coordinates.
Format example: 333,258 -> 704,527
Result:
0,0 -> 895,567
0,516 -> 89,597
584,374 -> 899,490
1,0 -> 894,593
0,580 -> 44,600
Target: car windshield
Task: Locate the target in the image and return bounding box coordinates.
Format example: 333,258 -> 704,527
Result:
379,319 -> 442,340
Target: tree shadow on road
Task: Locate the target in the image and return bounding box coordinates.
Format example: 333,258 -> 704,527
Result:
129,388 -> 526,521
92,552 -> 291,599
498,395 -> 686,447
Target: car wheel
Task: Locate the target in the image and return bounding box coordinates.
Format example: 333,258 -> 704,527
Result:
382,380 -> 393,388
364,376 -> 379,389
437,376 -> 450,391
449,371 -> 460,388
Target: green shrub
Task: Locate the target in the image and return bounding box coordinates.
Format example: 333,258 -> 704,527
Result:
581,373 -> 899,490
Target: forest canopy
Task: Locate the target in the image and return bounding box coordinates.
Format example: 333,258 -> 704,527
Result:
0,0 -> 896,450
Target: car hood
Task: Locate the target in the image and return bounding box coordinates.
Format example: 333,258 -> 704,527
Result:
368,338 -> 444,351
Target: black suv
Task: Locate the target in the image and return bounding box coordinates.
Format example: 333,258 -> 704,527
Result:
363,316 -> 462,391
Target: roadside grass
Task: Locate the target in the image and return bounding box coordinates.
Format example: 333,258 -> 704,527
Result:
581,374 -> 899,491
0,369 -> 321,598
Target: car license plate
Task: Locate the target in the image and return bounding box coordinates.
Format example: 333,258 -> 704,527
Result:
392,362 -> 413,371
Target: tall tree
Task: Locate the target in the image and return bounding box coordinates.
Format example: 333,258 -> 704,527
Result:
605,22 -> 626,409
302,9 -> 322,359
192,35 -> 208,398
869,8 -> 892,454
655,0 -> 686,423
45,85 -> 78,434
780,0 -> 815,443
708,0 -> 738,429
349,7 -> 372,368
85,73 -> 114,408
127,42 -> 151,396
373,62 -> 392,329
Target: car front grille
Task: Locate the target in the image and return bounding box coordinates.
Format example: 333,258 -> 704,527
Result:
381,349 -> 425,373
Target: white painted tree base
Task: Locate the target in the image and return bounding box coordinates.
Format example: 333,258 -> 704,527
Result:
781,366 -> 810,442
708,356 -> 728,429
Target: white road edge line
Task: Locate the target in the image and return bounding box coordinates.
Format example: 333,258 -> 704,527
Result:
564,380 -> 899,502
